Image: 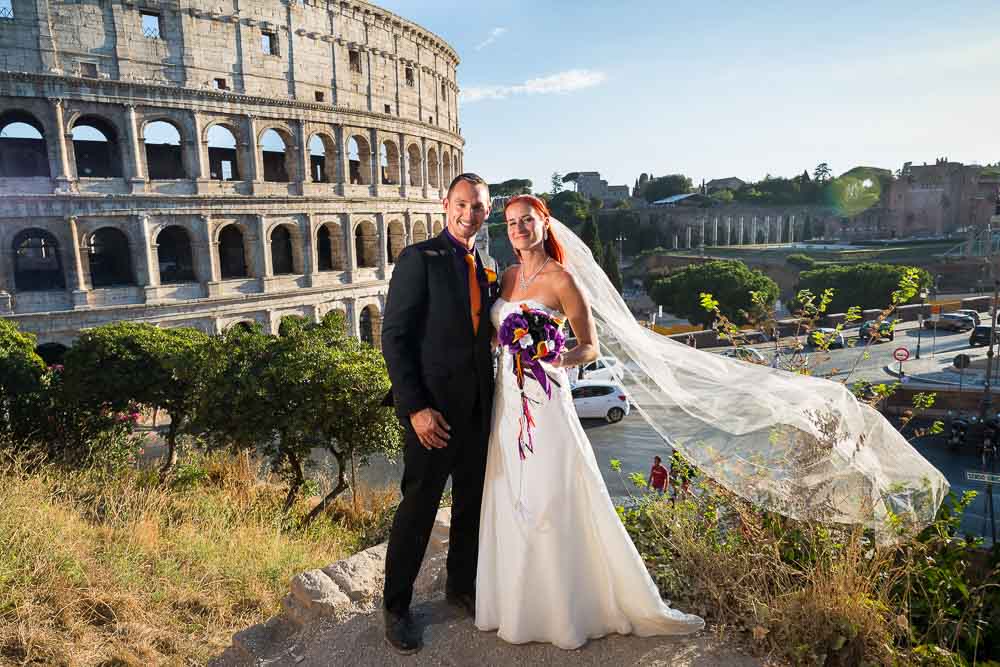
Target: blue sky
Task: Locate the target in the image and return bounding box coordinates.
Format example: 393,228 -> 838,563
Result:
379,0 -> 1000,192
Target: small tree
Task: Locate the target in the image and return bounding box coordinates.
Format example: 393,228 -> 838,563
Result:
650,260 -> 779,327
550,171 -> 564,195
0,319 -> 46,448
813,162 -> 833,182
577,217 -> 604,266
603,240 -> 623,293
63,323 -> 209,474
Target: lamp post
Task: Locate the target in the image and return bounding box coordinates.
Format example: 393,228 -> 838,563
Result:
915,288 -> 928,359
615,233 -> 627,266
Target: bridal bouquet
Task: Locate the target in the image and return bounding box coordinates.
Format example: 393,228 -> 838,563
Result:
497,304 -> 567,459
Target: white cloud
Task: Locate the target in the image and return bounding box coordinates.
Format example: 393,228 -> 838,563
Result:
475,27 -> 507,51
461,69 -> 607,104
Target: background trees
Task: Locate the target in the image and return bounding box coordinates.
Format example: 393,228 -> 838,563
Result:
795,263 -> 931,313
650,260 -> 779,327
643,174 -> 693,203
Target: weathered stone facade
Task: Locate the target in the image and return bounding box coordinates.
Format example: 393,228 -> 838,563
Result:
0,0 -> 465,349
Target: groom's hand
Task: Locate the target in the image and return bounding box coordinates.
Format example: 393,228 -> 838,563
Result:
410,408 -> 451,449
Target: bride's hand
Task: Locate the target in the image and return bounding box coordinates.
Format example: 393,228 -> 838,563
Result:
549,353 -> 565,368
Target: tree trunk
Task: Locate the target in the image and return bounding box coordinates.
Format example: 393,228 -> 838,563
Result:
304,449 -> 349,525
159,417 -> 180,479
351,449 -> 359,514
282,447 -> 305,514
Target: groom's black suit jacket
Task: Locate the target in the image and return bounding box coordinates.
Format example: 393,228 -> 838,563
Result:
381,231 -> 497,430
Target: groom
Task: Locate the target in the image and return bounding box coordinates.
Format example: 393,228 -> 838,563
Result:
380,173 -> 497,654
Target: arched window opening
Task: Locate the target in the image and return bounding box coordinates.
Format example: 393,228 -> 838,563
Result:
35,343 -> 68,366
442,151 -> 451,186
308,135 -> 328,183
318,224 -> 345,271
410,221 -> 428,244
380,141 -> 400,185
387,221 -> 405,263
427,147 -> 439,188
143,120 -> 185,180
88,227 -> 133,287
72,117 -> 122,178
270,226 -> 294,275
359,305 -> 382,349
406,144 -> 422,187
157,225 -> 195,283
0,112 -> 50,177
207,125 -> 239,181
354,222 -> 377,268
261,129 -> 290,182
348,135 -> 371,185
13,229 -> 64,290
432,220 -> 444,235
219,225 -> 248,278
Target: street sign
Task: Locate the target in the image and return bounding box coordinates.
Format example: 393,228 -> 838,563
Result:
966,471 -> 998,544
954,354 -> 971,369
893,347 -> 910,362
967,471 -> 1000,484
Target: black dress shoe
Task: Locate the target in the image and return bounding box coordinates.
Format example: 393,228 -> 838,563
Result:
445,589 -> 476,617
383,609 -> 421,655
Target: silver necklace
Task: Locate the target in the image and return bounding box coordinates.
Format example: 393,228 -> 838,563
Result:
518,256 -> 551,291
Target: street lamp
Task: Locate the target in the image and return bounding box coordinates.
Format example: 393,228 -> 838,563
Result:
915,288 -> 928,359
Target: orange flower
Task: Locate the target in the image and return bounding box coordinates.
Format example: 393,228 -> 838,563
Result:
533,341 -> 550,359
512,328 -> 528,342
484,268 -> 498,284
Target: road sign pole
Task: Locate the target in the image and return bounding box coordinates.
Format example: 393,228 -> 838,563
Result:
916,314 -> 923,359
989,483 -> 997,545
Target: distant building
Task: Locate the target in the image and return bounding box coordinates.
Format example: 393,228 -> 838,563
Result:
571,171 -> 630,206
705,177 -> 745,193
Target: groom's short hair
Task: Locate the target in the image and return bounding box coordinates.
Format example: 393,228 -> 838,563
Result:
447,172 -> 490,198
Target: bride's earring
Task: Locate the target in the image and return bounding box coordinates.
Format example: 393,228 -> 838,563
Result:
543,227 -> 549,241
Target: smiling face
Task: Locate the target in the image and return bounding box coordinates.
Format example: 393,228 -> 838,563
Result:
443,179 -> 490,248
505,199 -> 548,255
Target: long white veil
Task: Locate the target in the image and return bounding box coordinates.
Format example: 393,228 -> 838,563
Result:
550,217 -> 949,537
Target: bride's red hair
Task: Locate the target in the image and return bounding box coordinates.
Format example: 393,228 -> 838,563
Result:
504,194 -> 566,264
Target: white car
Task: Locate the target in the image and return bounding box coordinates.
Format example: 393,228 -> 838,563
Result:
571,381 -> 631,423
576,356 -> 623,383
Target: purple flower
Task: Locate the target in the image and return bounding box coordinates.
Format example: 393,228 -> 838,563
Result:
498,313 -> 529,346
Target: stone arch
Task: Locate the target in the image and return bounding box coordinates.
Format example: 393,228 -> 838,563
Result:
380,139 -> 400,185
0,110 -> 50,177
358,302 -> 382,349
347,134 -> 371,185
259,127 -> 294,183
410,219 -> 428,244
432,219 -> 444,235
406,143 -> 422,187
13,228 -> 65,290
386,220 -> 405,263
308,133 -> 335,183
269,222 -> 303,275
71,115 -> 122,178
154,225 -> 196,283
317,221 -> 346,271
217,224 -> 249,279
427,146 -> 440,188
442,151 -> 451,186
87,227 -> 134,287
354,220 -> 378,268
142,119 -> 186,180
206,123 -> 241,181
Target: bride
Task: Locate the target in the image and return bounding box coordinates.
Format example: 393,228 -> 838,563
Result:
476,195 -> 705,648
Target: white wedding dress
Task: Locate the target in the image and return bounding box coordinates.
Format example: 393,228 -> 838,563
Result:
475,298 -> 705,649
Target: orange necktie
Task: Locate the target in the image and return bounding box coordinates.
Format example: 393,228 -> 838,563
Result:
464,253 -> 481,334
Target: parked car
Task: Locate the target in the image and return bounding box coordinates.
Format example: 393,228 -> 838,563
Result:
806,328 -> 846,349
953,309 -> 982,326
719,346 -> 767,364
923,313 -> 976,332
576,356 -> 623,383
571,381 -> 631,423
970,325 -> 1000,347
858,318 -> 897,343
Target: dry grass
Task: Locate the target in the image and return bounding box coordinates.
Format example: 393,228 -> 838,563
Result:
0,453 -> 398,665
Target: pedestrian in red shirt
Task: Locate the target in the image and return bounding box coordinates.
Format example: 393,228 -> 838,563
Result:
648,456 -> 669,495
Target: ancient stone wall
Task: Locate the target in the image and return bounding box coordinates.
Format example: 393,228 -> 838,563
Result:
0,0 -> 465,348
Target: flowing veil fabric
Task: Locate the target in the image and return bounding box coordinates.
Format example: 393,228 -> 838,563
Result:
548,217 -> 948,537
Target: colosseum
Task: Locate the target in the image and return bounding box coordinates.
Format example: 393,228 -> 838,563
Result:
0,0 -> 467,359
